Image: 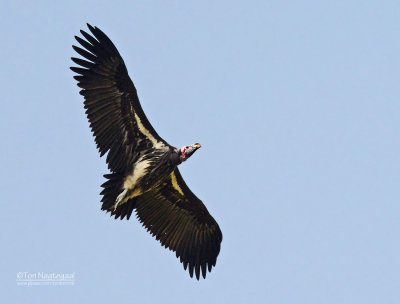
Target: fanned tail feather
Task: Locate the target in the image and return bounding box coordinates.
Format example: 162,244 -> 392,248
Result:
100,173 -> 136,220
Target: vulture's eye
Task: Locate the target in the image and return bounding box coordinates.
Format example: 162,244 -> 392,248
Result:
186,146 -> 189,149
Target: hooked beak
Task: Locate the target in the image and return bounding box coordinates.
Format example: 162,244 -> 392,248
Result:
180,143 -> 202,162
188,143 -> 201,156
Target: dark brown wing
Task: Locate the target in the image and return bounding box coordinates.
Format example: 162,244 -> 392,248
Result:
134,168 -> 223,280
71,24 -> 169,172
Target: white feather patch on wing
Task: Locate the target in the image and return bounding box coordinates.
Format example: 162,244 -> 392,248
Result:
123,159 -> 151,189
134,112 -> 166,150
170,171 -> 184,196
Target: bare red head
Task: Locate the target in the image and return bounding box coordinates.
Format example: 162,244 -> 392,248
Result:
179,143 -> 202,162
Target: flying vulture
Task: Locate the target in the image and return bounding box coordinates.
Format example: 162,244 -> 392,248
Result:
70,24 -> 222,279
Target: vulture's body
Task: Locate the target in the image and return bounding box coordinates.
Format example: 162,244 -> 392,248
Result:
71,24 -> 222,279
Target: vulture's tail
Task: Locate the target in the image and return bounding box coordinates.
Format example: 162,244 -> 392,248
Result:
100,173 -> 136,220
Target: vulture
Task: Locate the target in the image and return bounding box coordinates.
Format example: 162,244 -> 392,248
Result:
70,24 -> 222,279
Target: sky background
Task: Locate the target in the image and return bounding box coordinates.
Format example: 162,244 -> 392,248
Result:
1,1 -> 399,303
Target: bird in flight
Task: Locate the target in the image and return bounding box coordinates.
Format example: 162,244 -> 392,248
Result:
70,24 -> 222,279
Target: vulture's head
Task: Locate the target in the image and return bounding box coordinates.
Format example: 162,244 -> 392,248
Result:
179,143 -> 201,162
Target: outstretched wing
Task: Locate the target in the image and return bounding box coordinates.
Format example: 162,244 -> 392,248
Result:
134,168 -> 223,280
71,24 -> 169,172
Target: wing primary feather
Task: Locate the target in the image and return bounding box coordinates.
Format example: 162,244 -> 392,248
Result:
80,29 -> 100,46
71,57 -> 94,69
72,44 -> 97,62
75,36 -> 97,54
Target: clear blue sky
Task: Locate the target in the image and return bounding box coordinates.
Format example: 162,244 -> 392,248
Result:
1,1 -> 399,303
